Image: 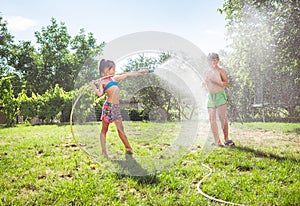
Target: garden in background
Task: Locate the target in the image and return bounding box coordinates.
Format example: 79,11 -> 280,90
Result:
1,0 -> 299,205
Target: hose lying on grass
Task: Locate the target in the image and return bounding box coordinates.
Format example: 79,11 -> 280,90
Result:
197,163 -> 245,206
71,78 -> 244,205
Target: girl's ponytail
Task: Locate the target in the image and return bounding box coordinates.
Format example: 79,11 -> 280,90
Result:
99,59 -> 106,77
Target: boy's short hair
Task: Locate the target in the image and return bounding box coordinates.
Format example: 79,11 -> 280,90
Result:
207,53 -> 219,61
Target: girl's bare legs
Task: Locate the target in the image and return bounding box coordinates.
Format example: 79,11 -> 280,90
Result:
208,108 -> 222,145
217,104 -> 229,142
100,121 -> 109,156
114,121 -> 133,153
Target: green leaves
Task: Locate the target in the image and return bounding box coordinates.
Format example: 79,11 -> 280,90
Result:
0,15 -> 106,125
17,84 -> 73,123
0,77 -> 19,126
221,0 -> 300,122
3,17 -> 104,95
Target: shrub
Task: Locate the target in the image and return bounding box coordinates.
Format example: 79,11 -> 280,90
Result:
128,108 -> 143,121
0,77 -> 20,126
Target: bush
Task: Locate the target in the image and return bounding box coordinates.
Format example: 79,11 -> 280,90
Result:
128,108 -> 143,121
19,85 -> 73,124
60,90 -> 73,122
18,91 -> 39,122
0,77 -> 20,126
120,109 -> 130,121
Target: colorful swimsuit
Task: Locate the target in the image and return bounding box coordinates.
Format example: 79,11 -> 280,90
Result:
101,101 -> 122,123
101,78 -> 122,123
103,79 -> 119,92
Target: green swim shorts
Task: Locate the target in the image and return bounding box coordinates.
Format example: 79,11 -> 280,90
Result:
207,91 -> 227,108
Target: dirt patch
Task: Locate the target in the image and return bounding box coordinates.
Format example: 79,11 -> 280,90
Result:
231,128 -> 299,145
230,128 -> 300,162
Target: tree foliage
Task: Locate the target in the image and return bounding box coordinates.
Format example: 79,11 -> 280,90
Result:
18,90 -> 39,122
119,53 -> 195,121
220,0 -> 300,121
1,5 -> 299,125
0,16 -> 14,74
18,84 -> 73,124
0,77 -> 19,126
0,16 -> 104,125
6,18 -> 104,95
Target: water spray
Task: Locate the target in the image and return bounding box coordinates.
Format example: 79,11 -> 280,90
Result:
70,31 -> 245,205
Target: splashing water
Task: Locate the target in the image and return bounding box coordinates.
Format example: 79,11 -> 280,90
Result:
70,31 -> 216,176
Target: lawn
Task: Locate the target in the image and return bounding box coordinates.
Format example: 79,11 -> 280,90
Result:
0,122 -> 299,205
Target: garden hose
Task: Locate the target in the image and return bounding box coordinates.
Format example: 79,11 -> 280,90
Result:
70,73 -> 244,205
197,163 -> 245,206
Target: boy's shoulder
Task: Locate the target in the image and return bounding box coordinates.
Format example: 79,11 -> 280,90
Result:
218,67 -> 227,73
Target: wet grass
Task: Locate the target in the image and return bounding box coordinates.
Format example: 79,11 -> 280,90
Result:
0,122 -> 299,205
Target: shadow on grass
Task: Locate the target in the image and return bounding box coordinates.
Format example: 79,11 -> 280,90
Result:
232,146 -> 299,163
112,154 -> 160,185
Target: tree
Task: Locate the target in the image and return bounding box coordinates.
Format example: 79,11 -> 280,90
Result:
8,41 -> 39,96
119,53 -> 196,121
18,90 -> 39,122
37,85 -> 64,122
0,77 -> 19,126
34,18 -> 72,93
71,29 -> 104,90
0,17 -> 21,126
220,0 -> 300,121
33,18 -> 104,93
0,16 -> 14,75
0,15 -> 106,125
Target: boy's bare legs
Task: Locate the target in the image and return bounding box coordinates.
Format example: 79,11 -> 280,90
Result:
217,104 -> 229,142
114,121 -> 133,153
208,108 -> 222,145
100,121 -> 109,156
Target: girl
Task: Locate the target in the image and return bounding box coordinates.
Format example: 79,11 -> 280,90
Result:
90,59 -> 150,156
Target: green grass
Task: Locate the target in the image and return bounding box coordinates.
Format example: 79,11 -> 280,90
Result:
0,122 -> 299,205
231,122 -> 300,133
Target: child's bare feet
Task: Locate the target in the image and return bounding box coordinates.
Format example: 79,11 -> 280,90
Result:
102,151 -> 108,157
212,142 -> 224,147
125,148 -> 133,154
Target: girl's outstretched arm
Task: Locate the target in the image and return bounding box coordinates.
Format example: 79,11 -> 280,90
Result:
113,69 -> 150,82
